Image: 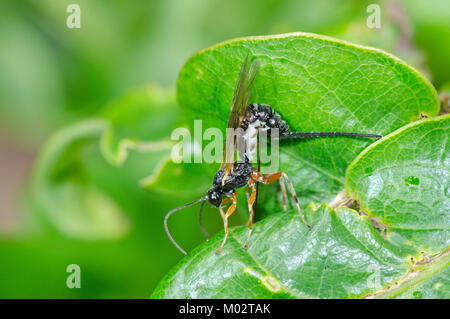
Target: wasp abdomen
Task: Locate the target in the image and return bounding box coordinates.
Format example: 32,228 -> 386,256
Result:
242,103 -> 289,162
244,103 -> 290,134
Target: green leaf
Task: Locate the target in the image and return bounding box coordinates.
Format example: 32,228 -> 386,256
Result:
152,204 -> 449,298
98,86 -> 177,166
31,119 -> 129,239
153,34 -> 448,298
388,264 -> 450,299
141,160 -> 212,197
30,85 -> 177,239
13,85 -> 219,298
176,32 -> 439,212
346,115 -> 450,253
153,114 -> 449,299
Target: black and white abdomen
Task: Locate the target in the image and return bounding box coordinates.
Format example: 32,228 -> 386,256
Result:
241,103 -> 289,162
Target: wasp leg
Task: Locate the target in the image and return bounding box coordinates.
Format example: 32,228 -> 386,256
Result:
279,176 -> 287,211
216,191 -> 237,254
219,197 -> 233,207
244,178 -> 257,249
245,191 -> 251,227
282,172 -> 311,229
251,169 -> 311,229
198,201 -> 210,240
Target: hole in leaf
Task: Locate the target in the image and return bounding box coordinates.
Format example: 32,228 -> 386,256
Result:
405,176 -> 420,186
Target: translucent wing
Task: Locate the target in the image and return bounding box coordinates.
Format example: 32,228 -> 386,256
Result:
221,55 -> 260,176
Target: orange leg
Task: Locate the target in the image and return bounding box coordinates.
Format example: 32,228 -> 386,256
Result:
221,197 -> 232,205
251,169 -> 311,229
216,191 -> 237,254
244,178 -> 257,249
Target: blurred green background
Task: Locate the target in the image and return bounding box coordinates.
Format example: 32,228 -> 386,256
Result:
0,0 -> 449,298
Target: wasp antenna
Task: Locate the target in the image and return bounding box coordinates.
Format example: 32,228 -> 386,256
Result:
281,132 -> 382,139
164,197 -> 207,255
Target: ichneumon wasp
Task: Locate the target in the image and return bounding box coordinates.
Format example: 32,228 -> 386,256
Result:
165,54 -> 381,255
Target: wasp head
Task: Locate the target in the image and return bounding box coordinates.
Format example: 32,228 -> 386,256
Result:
206,188 -> 222,207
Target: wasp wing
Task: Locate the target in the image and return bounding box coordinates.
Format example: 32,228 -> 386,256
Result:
221,55 -> 260,175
